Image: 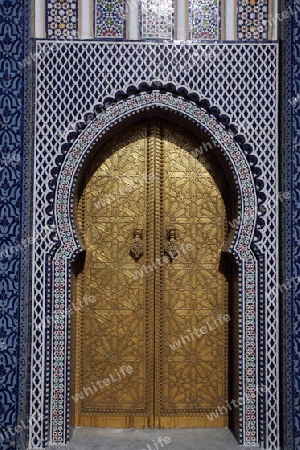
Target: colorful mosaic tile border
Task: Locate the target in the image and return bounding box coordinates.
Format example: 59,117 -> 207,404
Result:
141,0 -> 174,39
237,0 -> 269,41
95,0 -> 126,38
46,0 -> 78,39
189,0 -> 220,40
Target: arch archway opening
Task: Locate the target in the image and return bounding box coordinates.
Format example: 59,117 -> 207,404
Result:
47,89 -> 261,447
70,116 -> 239,436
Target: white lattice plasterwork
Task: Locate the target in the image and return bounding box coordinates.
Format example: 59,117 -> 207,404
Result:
29,41 -> 279,449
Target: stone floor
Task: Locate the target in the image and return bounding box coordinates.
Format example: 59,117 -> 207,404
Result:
47,428 -> 260,450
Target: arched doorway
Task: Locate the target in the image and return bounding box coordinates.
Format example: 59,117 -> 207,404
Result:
39,89 -> 264,447
71,119 -> 232,429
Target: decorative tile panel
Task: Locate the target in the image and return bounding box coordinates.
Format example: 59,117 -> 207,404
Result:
30,41 -> 279,449
46,0 -> 78,39
95,0 -> 126,38
189,0 -> 219,40
237,0 -> 269,41
0,0 -> 30,450
285,1 -> 300,449
141,0 -> 174,39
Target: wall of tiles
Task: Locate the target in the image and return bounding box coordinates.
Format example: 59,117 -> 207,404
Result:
285,0 -> 300,448
44,0 -> 271,41
29,40 -> 279,449
0,0 -> 31,449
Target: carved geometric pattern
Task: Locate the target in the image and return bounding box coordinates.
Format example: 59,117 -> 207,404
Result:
46,0 -> 78,39
160,125 -> 228,415
75,126 -> 153,418
189,0 -> 219,40
141,0 -> 174,39
73,121 -> 228,426
95,0 -> 125,38
31,42 -> 278,449
237,0 -> 269,40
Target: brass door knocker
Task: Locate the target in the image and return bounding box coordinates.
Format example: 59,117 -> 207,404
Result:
130,228 -> 144,261
164,228 -> 179,262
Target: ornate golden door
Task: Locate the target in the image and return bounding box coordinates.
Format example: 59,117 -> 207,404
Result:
72,121 -> 229,428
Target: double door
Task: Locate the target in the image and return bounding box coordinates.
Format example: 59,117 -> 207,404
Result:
72,121 -> 229,428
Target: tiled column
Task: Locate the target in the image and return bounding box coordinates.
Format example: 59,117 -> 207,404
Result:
95,0 -> 126,38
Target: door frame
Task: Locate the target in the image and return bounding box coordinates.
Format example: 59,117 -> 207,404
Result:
28,88 -> 279,448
